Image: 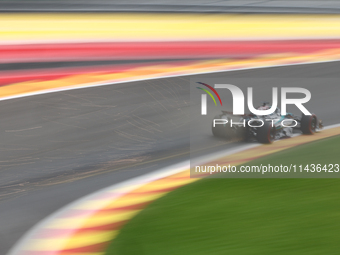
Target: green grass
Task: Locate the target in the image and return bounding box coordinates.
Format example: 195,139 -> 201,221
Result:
231,134 -> 340,178
106,135 -> 340,255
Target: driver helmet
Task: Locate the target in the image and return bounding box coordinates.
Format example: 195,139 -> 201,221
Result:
257,102 -> 270,111
257,105 -> 270,111
257,102 -> 280,115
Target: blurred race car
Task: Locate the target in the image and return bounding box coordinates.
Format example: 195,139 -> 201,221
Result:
212,102 -> 323,144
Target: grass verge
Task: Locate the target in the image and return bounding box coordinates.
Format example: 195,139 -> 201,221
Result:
105,135 -> 340,255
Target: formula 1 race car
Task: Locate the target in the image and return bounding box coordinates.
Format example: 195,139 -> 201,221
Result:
212,103 -> 323,144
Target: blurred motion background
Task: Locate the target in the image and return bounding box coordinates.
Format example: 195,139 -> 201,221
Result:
2,1 -> 340,255
2,0 -> 340,97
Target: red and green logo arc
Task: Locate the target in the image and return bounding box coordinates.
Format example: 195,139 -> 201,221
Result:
196,82 -> 222,106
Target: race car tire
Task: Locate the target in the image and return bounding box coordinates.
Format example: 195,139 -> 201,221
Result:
211,115 -> 233,139
257,121 -> 276,144
300,114 -> 317,134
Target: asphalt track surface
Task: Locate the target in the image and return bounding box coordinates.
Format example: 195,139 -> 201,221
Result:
1,61 -> 340,254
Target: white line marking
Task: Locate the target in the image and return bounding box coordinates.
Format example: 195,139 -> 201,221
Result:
1,58 -> 340,103
323,123 -> 340,130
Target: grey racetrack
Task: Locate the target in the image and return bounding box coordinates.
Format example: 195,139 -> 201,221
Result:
1,61 -> 340,254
